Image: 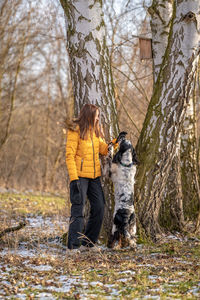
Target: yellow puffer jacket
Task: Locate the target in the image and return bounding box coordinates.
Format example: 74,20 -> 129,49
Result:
66,128 -> 110,182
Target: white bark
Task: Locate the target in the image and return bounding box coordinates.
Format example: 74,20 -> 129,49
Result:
150,0 -> 185,230
181,81 -> 200,217
144,0 -> 200,155
136,0 -> 200,239
149,0 -> 173,82
60,0 -> 118,137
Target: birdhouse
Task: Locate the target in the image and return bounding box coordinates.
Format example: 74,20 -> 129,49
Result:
139,37 -> 152,60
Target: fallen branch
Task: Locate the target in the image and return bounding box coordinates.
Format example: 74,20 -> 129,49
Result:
0,221 -> 27,238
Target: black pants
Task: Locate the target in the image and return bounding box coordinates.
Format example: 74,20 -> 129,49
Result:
67,177 -> 105,249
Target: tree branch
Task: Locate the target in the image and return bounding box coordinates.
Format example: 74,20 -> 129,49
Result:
0,221 -> 27,238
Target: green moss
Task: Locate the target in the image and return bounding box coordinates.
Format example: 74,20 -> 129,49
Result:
136,219 -> 151,244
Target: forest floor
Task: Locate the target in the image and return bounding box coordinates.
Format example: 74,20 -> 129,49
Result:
0,192 -> 199,299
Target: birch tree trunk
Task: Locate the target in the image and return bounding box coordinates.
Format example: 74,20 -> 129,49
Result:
181,80 -> 200,220
60,0 -> 118,136
148,0 -> 185,232
135,0 -> 200,240
60,0 -> 119,241
149,0 -> 185,231
160,135 -> 185,231
148,0 -> 173,83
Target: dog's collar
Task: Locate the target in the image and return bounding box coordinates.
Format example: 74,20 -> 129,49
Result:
119,161 -> 135,168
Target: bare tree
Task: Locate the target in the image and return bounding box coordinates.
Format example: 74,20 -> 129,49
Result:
147,0 -> 200,233
0,0 -> 70,193
148,0 -> 185,232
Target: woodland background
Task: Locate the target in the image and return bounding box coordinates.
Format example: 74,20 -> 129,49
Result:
0,1 -> 200,298
0,0 -> 157,194
1,0 -> 200,235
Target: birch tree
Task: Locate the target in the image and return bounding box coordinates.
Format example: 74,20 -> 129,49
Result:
181,83 -> 200,220
135,0 -> 200,240
60,0 -> 119,240
60,0 -> 118,133
149,0 -> 200,232
148,0 -> 185,232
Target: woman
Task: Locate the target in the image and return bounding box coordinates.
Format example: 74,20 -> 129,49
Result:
65,104 -> 119,253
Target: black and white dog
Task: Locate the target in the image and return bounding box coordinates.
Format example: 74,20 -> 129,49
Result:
109,133 -> 139,249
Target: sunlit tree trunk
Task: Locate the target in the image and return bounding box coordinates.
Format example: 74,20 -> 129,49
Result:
60,0 -> 119,241
60,0 -> 118,135
148,0 -> 173,83
149,0 -> 185,231
160,135 -> 185,231
148,0 -> 185,232
181,79 -> 200,220
135,0 -> 200,240
194,64 -> 200,231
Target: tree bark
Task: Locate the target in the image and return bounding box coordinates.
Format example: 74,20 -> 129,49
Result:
148,0 -> 173,83
60,0 -> 119,242
149,0 -> 185,231
159,135 -> 185,231
60,0 -> 118,137
181,81 -> 200,220
135,0 -> 200,240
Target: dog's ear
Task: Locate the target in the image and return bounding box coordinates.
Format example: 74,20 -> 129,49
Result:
112,151 -> 122,164
132,147 -> 139,165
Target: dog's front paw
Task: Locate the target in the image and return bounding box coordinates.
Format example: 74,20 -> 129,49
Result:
129,240 -> 137,251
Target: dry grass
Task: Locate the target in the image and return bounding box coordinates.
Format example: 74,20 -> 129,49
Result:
0,192 -> 200,299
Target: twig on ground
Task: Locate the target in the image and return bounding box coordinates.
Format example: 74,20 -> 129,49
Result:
0,221 -> 27,238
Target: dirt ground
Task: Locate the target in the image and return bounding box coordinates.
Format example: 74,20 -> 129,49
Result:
0,192 -> 199,299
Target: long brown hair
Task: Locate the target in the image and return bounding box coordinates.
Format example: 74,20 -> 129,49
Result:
73,104 -> 103,140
